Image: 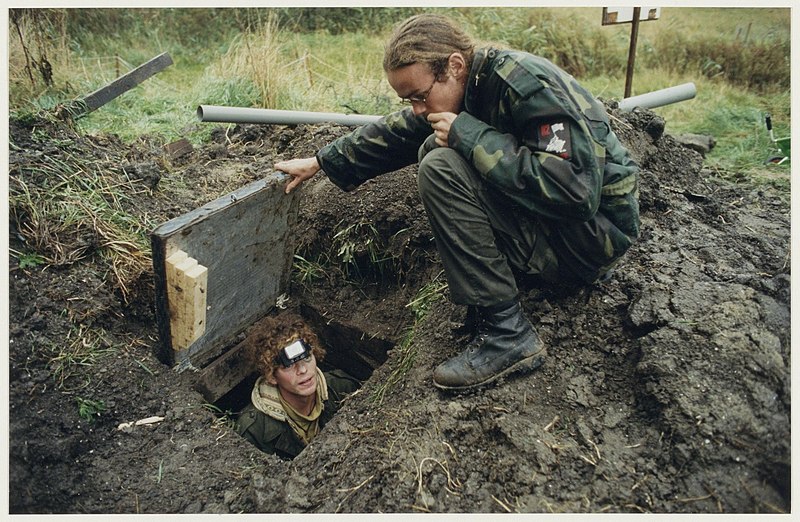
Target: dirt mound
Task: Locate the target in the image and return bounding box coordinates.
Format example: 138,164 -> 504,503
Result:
7,104 -> 790,513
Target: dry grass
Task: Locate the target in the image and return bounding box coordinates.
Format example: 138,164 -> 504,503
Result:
9,125 -> 153,301
209,12 -> 289,110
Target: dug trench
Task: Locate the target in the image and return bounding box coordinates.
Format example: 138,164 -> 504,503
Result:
7,103 -> 790,514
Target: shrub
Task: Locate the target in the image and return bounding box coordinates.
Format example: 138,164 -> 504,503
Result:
273,7 -> 421,35
647,31 -> 789,90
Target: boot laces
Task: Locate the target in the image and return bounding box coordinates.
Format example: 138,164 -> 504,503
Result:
466,321 -> 490,353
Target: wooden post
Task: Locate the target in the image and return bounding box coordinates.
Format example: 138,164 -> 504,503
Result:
624,7 -> 642,98
69,52 -> 173,117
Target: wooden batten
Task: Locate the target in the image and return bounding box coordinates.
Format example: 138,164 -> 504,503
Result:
165,250 -> 208,351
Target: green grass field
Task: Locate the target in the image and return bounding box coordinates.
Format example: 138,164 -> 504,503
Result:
8,7 -> 791,184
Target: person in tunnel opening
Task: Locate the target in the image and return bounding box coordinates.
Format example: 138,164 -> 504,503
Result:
275,14 -> 640,392
235,312 -> 359,459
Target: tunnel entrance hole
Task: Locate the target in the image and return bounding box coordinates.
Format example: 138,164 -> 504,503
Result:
150,173 -> 397,455
205,302 -> 394,419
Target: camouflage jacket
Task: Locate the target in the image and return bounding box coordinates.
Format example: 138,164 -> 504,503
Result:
317,48 -> 640,281
235,369 -> 359,460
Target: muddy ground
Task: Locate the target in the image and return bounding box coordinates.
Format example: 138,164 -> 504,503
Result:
7,102 -> 790,514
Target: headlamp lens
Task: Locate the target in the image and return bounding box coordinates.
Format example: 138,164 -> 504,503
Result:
277,339 -> 312,368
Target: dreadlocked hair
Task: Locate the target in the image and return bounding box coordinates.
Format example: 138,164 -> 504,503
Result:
383,13 -> 475,79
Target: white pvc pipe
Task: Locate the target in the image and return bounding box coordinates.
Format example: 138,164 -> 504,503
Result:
199,82 -> 697,126
197,105 -> 382,126
618,82 -> 697,112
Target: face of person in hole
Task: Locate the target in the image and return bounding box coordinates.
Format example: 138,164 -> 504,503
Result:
268,353 -> 318,401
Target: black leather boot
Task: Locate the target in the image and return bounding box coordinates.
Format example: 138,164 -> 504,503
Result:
452,305 -> 479,339
434,301 -> 546,391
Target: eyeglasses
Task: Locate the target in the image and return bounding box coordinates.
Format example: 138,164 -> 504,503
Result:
400,77 -> 437,105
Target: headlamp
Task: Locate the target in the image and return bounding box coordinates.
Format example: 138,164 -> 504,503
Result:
276,339 -> 312,368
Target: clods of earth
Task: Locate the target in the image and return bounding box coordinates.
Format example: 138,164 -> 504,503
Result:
8,103 -> 790,513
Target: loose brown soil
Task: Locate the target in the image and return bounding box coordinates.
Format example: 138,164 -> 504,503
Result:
8,104 -> 790,514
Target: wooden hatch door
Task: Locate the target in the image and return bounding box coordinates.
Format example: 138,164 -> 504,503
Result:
151,172 -> 299,371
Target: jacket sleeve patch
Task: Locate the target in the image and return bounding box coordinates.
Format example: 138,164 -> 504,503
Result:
537,120 -> 572,159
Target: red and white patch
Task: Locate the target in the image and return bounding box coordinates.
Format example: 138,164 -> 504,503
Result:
537,120 -> 572,159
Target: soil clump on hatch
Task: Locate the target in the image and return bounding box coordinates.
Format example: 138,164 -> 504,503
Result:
8,103 -> 790,514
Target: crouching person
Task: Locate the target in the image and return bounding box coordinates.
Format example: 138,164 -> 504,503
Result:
235,312 -> 359,459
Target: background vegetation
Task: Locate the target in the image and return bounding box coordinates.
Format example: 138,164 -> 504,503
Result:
9,7 -> 791,184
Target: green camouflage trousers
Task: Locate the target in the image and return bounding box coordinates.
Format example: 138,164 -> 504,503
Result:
417,135 -> 570,308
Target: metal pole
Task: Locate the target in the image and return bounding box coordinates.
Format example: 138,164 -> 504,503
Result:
624,7 -> 642,98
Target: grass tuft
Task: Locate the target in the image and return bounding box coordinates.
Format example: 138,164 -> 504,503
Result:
49,325 -> 115,390
76,397 -> 107,422
371,272 -> 448,405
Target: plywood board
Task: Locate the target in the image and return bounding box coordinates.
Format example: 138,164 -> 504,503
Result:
151,172 -> 299,369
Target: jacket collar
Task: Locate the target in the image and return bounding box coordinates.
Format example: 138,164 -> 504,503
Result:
250,369 -> 328,422
464,47 -> 498,114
